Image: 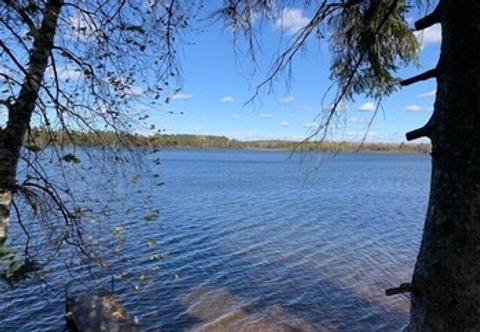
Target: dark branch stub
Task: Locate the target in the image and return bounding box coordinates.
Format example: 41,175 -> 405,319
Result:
401,5 -> 441,144
386,282 -> 412,296
406,122 -> 432,141
415,3 -> 442,31
400,68 -> 437,87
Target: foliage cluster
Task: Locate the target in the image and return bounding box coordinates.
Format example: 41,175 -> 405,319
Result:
26,129 -> 430,153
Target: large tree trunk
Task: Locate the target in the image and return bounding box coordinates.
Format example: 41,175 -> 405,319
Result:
407,1 -> 480,331
0,0 -> 63,245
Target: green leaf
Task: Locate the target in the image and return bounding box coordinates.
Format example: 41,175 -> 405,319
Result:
126,25 -> 146,35
25,145 -> 42,153
0,245 -> 16,261
0,259 -> 40,285
142,209 -> 160,221
62,154 -> 81,164
74,206 -> 85,217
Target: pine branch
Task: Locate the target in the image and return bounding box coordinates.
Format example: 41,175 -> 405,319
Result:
400,69 -> 437,86
415,4 -> 441,30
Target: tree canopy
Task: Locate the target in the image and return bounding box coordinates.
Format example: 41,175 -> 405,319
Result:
0,0 -> 200,284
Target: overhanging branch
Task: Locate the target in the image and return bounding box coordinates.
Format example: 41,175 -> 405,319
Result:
400,69 -> 437,86
415,4 -> 441,30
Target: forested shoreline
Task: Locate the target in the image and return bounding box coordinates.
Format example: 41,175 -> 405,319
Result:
26,129 -> 430,153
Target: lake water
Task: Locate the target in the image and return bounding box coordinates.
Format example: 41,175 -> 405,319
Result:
0,149 -> 430,331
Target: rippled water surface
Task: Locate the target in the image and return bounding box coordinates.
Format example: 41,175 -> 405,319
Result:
1,150 -> 430,331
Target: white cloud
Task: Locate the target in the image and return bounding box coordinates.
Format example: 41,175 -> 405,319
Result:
275,8 -> 310,34
419,89 -> 436,98
0,68 -> 13,85
403,104 -> 423,112
299,105 -> 314,111
124,85 -> 145,96
171,92 -> 193,100
199,116 -> 207,122
220,95 -> 235,103
67,13 -> 101,41
348,117 -> 366,124
304,122 -> 319,129
415,24 -> 442,46
0,68 -> 11,78
139,105 -> 152,112
47,66 -> 84,81
279,121 -> 289,127
358,102 -> 376,112
328,102 -> 350,112
260,113 -> 274,119
279,96 -> 295,105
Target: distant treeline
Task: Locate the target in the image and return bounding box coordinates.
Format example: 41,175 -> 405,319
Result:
26,129 -> 431,153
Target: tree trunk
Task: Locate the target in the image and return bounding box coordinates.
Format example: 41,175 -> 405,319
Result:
0,145 -> 16,246
407,1 -> 480,331
0,189 -> 13,246
0,0 -> 63,245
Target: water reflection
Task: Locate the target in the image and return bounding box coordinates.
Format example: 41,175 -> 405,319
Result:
0,151 -> 429,332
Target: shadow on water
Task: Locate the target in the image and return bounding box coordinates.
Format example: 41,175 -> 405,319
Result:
135,236 -> 411,332
127,151 -> 426,332
0,151 -> 426,332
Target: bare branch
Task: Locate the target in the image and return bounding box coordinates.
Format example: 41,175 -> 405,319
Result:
1,0 -> 39,36
11,200 -> 31,257
0,16 -> 32,53
244,1 -> 339,104
0,40 -> 31,78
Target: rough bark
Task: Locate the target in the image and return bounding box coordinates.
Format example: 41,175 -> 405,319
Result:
0,0 -> 63,245
407,1 -> 480,331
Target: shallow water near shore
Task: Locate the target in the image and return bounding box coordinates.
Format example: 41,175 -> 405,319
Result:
0,149 -> 429,331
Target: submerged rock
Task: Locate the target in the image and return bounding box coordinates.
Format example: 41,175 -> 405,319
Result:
66,291 -> 144,332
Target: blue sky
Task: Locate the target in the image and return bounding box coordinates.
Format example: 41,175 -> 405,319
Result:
150,6 -> 441,143
0,3 -> 441,144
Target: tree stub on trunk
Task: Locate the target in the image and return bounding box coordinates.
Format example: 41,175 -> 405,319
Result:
65,291 -> 144,332
385,282 -> 412,296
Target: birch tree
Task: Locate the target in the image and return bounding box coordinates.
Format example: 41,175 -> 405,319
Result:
0,0 -> 193,282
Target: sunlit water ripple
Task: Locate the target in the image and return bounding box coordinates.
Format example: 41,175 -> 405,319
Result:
0,150 -> 430,331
